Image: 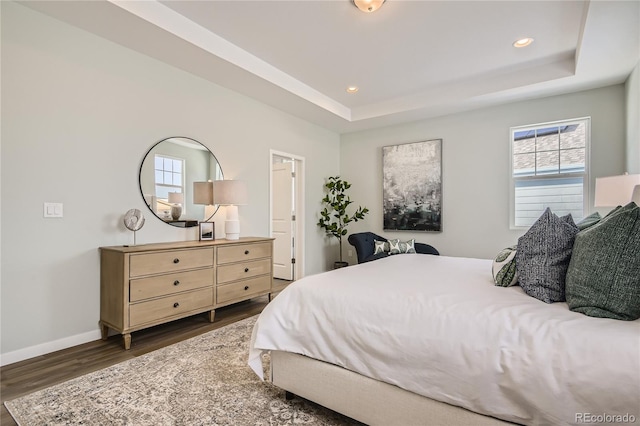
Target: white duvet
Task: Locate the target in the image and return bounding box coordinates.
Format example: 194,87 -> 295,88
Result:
249,254 -> 640,425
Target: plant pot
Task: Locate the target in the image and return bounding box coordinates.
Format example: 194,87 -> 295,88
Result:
333,261 -> 349,269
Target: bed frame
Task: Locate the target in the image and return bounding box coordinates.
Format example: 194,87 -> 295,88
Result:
270,350 -> 514,425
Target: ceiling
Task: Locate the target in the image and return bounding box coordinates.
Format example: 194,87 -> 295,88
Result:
21,0 -> 640,134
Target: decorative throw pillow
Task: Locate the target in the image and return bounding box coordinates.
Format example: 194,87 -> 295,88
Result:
516,208 -> 579,303
388,239 -> 416,255
566,202 -> 640,320
576,212 -> 602,231
373,239 -> 390,255
492,246 -> 518,287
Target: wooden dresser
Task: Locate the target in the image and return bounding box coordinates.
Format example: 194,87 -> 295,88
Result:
100,237 -> 273,349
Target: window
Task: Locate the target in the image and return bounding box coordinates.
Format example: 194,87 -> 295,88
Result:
154,155 -> 184,200
510,117 -> 590,228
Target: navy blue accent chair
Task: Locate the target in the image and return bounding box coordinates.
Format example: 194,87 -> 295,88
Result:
347,232 -> 439,264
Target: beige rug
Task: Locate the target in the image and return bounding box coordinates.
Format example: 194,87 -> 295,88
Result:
5,316 -> 361,425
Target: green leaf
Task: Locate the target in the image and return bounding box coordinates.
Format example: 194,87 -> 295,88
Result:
317,175 -> 369,243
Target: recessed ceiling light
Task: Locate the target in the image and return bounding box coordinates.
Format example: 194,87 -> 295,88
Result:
513,38 -> 534,48
346,86 -> 359,94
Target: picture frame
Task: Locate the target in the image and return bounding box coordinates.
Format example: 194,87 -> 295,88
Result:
382,139 -> 442,232
199,222 -> 215,241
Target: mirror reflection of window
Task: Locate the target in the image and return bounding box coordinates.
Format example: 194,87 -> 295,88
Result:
154,155 -> 184,198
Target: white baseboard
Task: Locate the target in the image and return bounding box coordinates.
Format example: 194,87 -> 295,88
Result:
1,330 -> 102,367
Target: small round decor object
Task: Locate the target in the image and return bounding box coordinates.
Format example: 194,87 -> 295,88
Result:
123,209 -> 145,232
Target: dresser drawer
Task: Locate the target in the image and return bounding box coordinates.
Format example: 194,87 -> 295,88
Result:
217,275 -> 271,305
130,248 -> 213,277
130,268 -> 213,302
217,258 -> 271,284
216,242 -> 272,265
129,287 -> 213,327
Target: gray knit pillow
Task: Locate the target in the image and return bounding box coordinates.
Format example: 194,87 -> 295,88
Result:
516,208 -> 579,303
566,202 -> 640,320
576,212 -> 602,230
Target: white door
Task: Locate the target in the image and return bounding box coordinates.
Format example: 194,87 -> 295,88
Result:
272,162 -> 294,280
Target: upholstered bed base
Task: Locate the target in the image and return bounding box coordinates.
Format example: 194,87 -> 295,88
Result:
270,350 -> 513,426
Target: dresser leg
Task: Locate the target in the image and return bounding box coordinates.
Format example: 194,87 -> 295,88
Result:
99,322 -> 109,341
123,333 -> 131,350
208,310 -> 216,323
268,293 -> 272,302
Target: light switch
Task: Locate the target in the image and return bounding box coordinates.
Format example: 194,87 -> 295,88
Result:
44,202 -> 63,218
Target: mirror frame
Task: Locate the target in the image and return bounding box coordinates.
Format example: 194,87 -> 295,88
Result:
138,136 -> 223,228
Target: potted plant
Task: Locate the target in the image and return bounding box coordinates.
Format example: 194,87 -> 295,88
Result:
317,176 -> 369,268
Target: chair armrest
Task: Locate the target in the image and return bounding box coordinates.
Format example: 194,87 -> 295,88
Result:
415,243 -> 439,255
348,232 -> 386,264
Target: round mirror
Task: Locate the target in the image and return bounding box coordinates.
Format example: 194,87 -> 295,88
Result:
139,137 -> 223,228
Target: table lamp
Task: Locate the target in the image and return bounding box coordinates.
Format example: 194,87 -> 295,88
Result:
167,192 -> 183,220
193,181 -> 215,221
594,173 -> 640,207
213,180 -> 248,240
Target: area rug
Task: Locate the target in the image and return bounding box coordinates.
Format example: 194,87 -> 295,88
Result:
5,316 -> 361,425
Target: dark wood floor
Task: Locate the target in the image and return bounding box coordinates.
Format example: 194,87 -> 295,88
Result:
0,296 -> 270,426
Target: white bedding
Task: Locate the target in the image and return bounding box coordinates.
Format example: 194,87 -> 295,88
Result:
249,254 -> 640,425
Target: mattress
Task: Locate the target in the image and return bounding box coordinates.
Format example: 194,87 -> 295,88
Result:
249,254 -> 640,425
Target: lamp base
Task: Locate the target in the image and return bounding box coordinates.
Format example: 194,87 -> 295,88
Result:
224,205 -> 240,240
203,205 -> 216,221
170,204 -> 182,220
224,219 -> 240,240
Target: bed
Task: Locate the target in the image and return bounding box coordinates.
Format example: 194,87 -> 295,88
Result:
248,254 -> 640,425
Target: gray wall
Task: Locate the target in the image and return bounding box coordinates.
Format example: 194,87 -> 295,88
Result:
0,2 -> 339,361
340,85 -> 627,262
626,62 -> 640,173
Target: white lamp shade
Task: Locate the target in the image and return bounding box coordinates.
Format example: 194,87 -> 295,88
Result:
193,181 -> 214,205
632,185 -> 640,204
213,180 -> 248,205
594,174 -> 640,207
168,192 -> 184,204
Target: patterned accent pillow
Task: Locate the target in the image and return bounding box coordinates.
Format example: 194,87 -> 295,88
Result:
373,240 -> 390,255
492,246 -> 518,287
388,239 -> 416,255
566,202 -> 640,320
516,208 -> 579,303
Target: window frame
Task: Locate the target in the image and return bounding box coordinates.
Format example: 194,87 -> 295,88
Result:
509,117 -> 591,230
154,154 -> 186,203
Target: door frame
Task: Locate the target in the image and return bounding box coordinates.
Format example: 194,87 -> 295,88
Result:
269,150 -> 305,280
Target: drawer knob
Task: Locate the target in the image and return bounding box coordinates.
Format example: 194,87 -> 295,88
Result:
174,280 -> 180,286
244,285 -> 249,291
244,250 -> 249,255
173,302 -> 180,308
244,267 -> 249,273
173,258 -> 180,264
